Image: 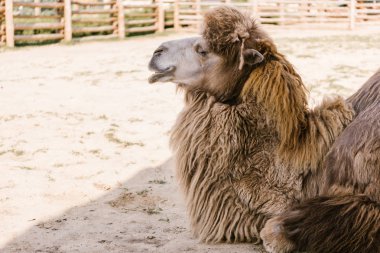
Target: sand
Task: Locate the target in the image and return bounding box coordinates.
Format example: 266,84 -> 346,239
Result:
0,28 -> 379,253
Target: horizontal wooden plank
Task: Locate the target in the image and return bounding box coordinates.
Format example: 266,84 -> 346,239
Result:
356,20 -> 380,25
258,12 -> 350,17
178,15 -> 202,20
126,18 -> 156,25
256,18 -> 283,22
0,6 -> 5,13
199,2 -> 225,6
14,15 -> 62,19
72,0 -> 116,6
72,17 -> 117,24
15,33 -> 64,42
13,1 -> 64,8
256,0 -> 350,4
126,12 -> 156,18
72,9 -> 117,15
73,25 -> 115,33
178,9 -> 196,14
178,2 -> 197,6
15,23 -> 64,30
124,4 -> 158,8
356,15 -> 380,20
356,9 -> 380,14
356,3 -> 380,8
280,12 -> 350,17
126,25 -> 157,33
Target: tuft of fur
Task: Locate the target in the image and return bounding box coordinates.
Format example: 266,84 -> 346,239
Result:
278,195 -> 380,253
203,7 -> 256,58
241,43 -> 354,171
202,7 -> 270,65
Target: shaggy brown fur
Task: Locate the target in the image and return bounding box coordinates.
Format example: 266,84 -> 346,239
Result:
263,195 -> 380,253
164,6 -> 379,252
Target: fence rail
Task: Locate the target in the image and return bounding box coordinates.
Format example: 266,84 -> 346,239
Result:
1,0 -> 380,47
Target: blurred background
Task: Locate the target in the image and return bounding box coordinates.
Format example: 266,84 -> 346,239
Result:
1,0 -> 380,46
0,1 -> 379,253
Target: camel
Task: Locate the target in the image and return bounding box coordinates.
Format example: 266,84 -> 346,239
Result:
148,7 -> 380,253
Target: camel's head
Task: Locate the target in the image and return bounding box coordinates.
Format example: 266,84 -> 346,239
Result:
148,7 -> 270,102
148,37 -> 222,87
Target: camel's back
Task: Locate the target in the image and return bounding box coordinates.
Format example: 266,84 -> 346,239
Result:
348,68 -> 380,113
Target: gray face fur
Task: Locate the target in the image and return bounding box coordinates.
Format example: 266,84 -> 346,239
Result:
148,37 -> 223,87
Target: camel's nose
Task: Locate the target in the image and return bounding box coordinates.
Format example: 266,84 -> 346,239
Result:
153,46 -> 166,56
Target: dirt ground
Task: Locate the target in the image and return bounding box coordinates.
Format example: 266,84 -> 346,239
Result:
0,28 -> 379,253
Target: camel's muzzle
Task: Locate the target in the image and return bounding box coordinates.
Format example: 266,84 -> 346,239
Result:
148,65 -> 176,84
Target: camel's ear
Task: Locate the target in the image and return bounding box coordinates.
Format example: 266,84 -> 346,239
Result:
243,49 -> 264,66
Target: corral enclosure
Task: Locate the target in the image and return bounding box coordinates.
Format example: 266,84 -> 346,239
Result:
0,0 -> 380,46
1,29 -> 380,253
1,1 -> 380,253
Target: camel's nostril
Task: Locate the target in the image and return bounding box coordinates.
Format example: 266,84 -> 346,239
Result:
154,46 -> 165,56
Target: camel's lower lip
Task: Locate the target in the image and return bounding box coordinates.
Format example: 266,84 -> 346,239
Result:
148,66 -> 175,84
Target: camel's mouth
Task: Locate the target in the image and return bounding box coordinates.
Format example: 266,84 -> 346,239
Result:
148,66 -> 176,84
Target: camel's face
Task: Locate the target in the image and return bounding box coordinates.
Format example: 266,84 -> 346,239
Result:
148,37 -> 223,87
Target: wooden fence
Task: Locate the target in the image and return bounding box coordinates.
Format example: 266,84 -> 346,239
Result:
0,0 -> 5,46
1,0 -> 379,47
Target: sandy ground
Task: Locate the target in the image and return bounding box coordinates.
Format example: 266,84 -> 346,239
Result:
0,28 -> 379,253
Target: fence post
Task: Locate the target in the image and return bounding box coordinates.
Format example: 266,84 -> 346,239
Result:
195,0 -> 200,30
35,0 -> 41,16
157,0 -> 165,32
5,0 -> 14,47
117,0 -> 125,38
349,0 -> 356,30
252,0 -> 259,23
64,0 -> 72,42
173,0 -> 179,31
279,0 -> 285,26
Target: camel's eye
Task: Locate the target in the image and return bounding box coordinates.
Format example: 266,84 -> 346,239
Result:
198,50 -> 208,57
195,44 -> 208,57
